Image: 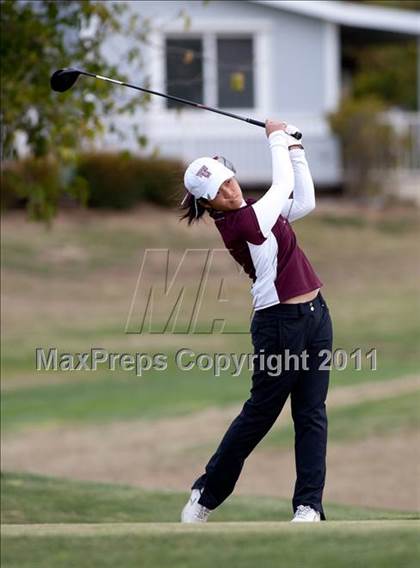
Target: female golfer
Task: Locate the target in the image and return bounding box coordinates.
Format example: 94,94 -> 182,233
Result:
179,120 -> 333,523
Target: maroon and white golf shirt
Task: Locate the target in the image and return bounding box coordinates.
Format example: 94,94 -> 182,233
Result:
210,132 -> 323,310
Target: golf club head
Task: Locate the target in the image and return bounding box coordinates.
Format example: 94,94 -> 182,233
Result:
50,68 -> 81,92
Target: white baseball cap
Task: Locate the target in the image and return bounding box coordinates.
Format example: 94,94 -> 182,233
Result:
184,157 -> 235,200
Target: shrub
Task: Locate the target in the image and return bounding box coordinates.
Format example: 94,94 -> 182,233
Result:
76,152 -> 185,209
1,156 -> 62,221
1,153 -> 186,215
329,97 -> 401,198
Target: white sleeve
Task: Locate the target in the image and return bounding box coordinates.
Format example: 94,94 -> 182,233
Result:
281,148 -> 316,222
251,130 -> 294,238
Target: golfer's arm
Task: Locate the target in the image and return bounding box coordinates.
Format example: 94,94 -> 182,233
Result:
281,148 -> 316,222
252,131 -> 294,238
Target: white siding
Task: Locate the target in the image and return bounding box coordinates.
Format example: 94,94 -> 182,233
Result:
100,0 -> 341,185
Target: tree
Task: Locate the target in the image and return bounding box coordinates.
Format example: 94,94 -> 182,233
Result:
343,1 -> 418,109
1,0 -> 191,220
0,1 -> 150,221
348,41 -> 417,110
329,96 -> 401,198
1,0 -> 149,161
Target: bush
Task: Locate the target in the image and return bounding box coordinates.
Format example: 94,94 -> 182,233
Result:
1,156 -> 62,221
329,97 -> 401,198
1,153 -> 185,216
76,152 -> 185,209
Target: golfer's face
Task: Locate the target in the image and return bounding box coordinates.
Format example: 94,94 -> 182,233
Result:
208,177 -> 243,211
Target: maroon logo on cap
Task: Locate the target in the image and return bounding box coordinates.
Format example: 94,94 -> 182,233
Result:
196,165 -> 211,178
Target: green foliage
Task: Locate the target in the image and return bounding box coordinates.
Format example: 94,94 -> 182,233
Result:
336,2 -> 418,196
0,1 -> 144,160
347,41 -> 417,110
76,153 -> 185,209
342,3 -> 418,111
0,0 -> 173,219
1,157 -> 62,222
0,1 -> 193,220
329,97 -> 402,197
1,153 -> 185,214
1,156 -> 89,222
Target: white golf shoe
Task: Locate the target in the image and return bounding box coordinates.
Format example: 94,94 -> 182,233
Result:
291,505 -> 321,522
181,489 -> 211,523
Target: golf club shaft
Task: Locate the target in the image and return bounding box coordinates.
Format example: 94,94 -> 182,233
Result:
76,70 -> 301,138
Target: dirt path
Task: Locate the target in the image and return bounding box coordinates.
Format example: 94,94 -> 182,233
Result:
2,375 -> 419,511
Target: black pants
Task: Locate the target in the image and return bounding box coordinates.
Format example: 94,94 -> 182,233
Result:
192,291 -> 333,519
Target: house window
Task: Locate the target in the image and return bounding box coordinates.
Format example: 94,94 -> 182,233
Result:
217,38 -> 254,108
164,35 -> 255,110
165,38 -> 204,108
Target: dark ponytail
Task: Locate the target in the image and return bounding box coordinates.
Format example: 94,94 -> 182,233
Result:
179,193 -> 210,225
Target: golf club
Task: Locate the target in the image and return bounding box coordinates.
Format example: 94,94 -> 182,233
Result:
50,67 -> 302,139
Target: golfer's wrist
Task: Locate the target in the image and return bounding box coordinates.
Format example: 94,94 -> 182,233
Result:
268,130 -> 289,148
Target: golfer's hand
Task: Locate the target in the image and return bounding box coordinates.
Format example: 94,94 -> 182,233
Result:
265,119 -> 288,138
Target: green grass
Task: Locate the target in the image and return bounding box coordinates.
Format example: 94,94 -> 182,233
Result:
3,524 -> 420,568
0,367 -> 249,432
318,212 -> 420,235
264,390 -> 420,447
2,472 -> 418,525
2,207 -> 420,434
1,222 -> 197,276
2,362 -> 419,434
2,351 -> 419,434
1,473 -> 419,568
2,322 -> 419,385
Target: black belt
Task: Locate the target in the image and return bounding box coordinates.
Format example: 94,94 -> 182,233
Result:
256,291 -> 326,316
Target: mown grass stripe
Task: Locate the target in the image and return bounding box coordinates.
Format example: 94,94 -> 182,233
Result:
3,520 -> 420,537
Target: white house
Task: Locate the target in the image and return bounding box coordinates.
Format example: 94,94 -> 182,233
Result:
103,0 -> 420,188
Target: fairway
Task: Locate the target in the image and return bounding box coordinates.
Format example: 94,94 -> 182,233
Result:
2,519 -> 419,536
3,0 -> 420,566
3,521 -> 420,568
2,206 -> 420,518
3,474 -> 419,567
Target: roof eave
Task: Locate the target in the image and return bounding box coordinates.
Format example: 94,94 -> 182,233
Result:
251,1 -> 420,36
